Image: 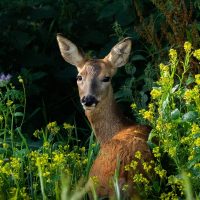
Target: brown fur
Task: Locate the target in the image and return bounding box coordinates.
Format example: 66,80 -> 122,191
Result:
56,35 -> 153,199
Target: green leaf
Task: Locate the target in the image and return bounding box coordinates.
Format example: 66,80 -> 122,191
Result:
14,112 -> 24,117
186,75 -> 195,85
171,108 -> 180,120
182,111 -> 198,122
131,55 -> 146,61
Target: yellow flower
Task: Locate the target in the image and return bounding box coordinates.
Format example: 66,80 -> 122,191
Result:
154,166 -> 166,178
130,160 -> 138,170
0,115 -> 3,121
193,49 -> 200,60
191,123 -> 200,135
6,100 -> 13,106
133,173 -> 149,184
168,147 -> 176,157
122,184 -> 129,191
184,89 -> 193,103
142,162 -> 152,173
169,49 -> 177,62
33,129 -> 41,138
47,121 -> 60,134
63,123 -> 74,130
159,63 -> 169,72
153,147 -> 161,158
195,74 -> 200,85
184,41 -> 192,53
130,103 -> 137,110
43,141 -> 50,148
143,110 -> 154,122
135,151 -> 142,159
53,153 -> 65,164
194,138 -> 200,147
150,88 -> 162,99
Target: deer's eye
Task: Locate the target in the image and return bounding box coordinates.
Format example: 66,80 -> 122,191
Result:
76,75 -> 83,81
102,77 -> 110,82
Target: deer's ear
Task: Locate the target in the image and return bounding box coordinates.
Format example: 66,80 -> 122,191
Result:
104,38 -> 132,68
57,34 -> 85,70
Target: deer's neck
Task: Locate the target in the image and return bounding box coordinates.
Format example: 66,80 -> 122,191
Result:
85,87 -> 130,145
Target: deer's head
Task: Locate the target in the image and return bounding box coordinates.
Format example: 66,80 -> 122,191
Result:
57,35 -> 132,111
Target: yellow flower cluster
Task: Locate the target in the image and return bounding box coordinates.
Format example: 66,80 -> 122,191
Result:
152,147 -> 161,158
63,122 -> 74,130
193,49 -> 200,60
184,86 -> 199,104
6,99 -> 13,107
142,162 -> 152,173
133,173 -> 149,185
135,151 -> 142,159
47,121 -> 60,135
160,191 -> 178,200
195,74 -> 200,85
154,165 -> 166,178
184,41 -> 192,53
150,88 -> 162,99
0,157 -> 21,180
191,123 -> 200,135
169,49 -> 177,62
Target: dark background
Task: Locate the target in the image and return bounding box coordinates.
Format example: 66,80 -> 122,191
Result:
0,0 -> 199,142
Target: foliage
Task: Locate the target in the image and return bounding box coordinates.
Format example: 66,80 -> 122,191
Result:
128,42 -> 200,199
0,76 -> 99,199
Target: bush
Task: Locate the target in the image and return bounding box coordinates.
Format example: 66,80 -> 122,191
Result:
129,42 -> 200,199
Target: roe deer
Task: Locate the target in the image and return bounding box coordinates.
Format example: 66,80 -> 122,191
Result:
57,34 -> 153,199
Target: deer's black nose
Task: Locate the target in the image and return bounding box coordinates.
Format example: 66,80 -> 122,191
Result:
81,95 -> 98,107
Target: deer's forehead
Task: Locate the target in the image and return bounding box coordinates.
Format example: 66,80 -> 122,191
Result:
80,60 -> 111,76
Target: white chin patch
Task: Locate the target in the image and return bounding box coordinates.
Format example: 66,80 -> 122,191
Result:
82,103 -> 96,110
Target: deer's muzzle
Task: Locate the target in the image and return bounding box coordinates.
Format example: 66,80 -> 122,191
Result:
81,95 -> 99,108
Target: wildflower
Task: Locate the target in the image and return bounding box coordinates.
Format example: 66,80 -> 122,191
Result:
6,100 -> 13,106
193,49 -> 200,60
47,121 -> 60,134
168,147 -> 176,157
169,49 -> 177,62
33,129 -> 41,138
195,74 -> 200,85
194,138 -> 200,147
43,141 -> 50,149
131,103 -> 137,110
160,192 -> 178,200
154,165 -> 166,178
150,88 -> 162,99
130,160 -> 138,170
191,123 -> 200,135
142,162 -> 152,173
0,73 -> 12,87
159,63 -> 169,72
53,153 -> 65,164
143,110 -> 154,122
184,89 -> 193,103
194,163 -> 200,168
184,41 -> 192,53
153,147 -> 161,158
122,184 -> 129,191
133,173 -> 149,184
63,123 -> 74,130
90,176 -> 99,185
135,151 -> 142,159
18,75 -> 23,83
